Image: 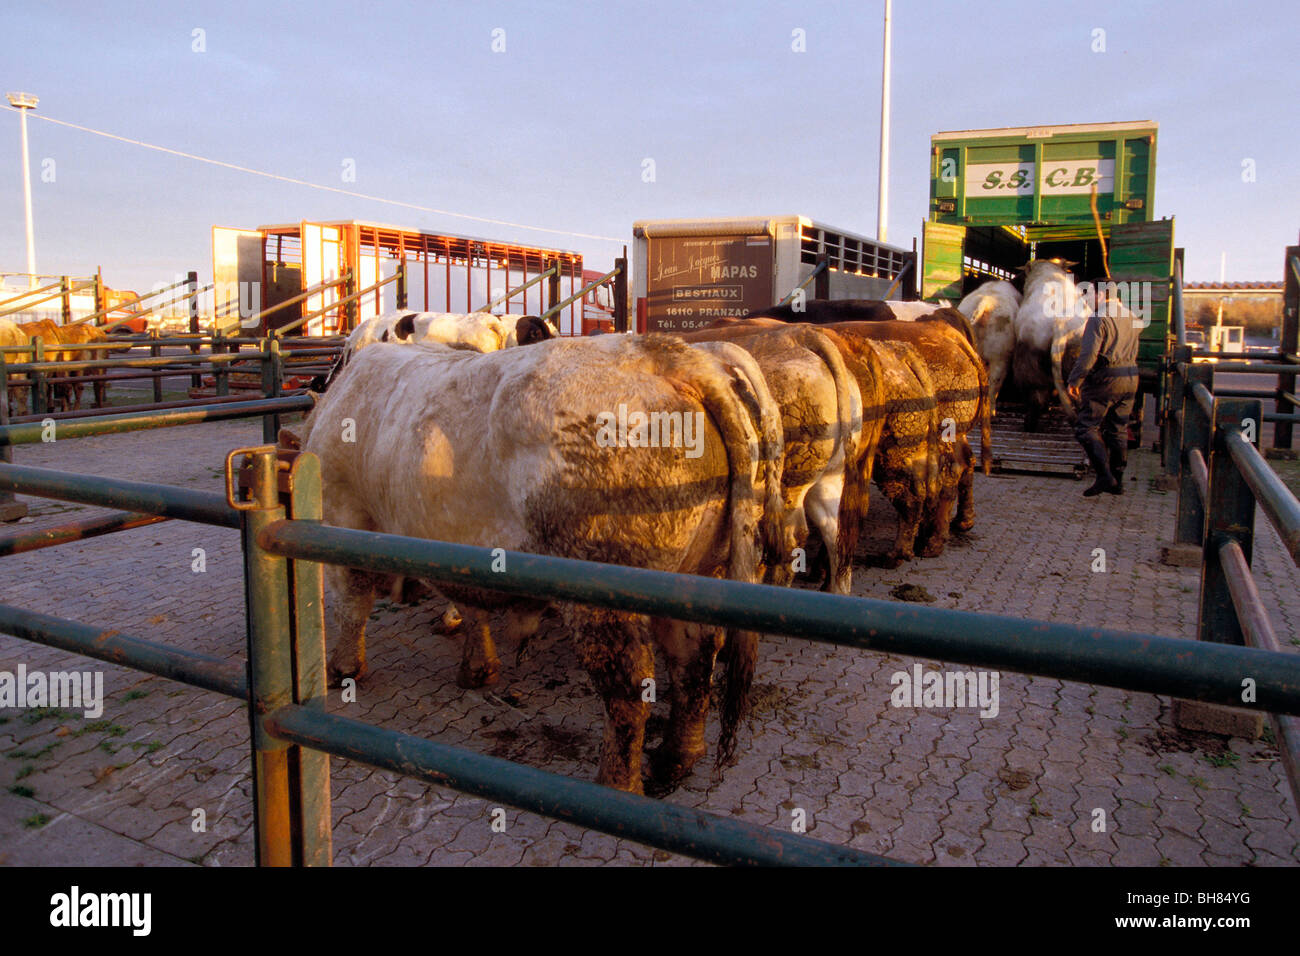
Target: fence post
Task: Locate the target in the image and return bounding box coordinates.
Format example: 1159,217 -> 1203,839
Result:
1196,396 -> 1261,646
213,326 -> 229,397
342,270 -> 357,334
1275,244 -> 1299,453
283,452 -> 332,865
814,252 -> 830,300
61,276 -> 71,325
613,254 -> 628,333
188,271 -> 201,391
237,446 -> 297,866
150,329 -> 163,404
1172,362 -> 1213,552
396,260 -> 407,311
0,350 -> 29,521
94,266 -> 106,324
31,337 -> 46,417
262,337 -> 282,443
546,258 -> 560,321
1161,347 -> 1191,478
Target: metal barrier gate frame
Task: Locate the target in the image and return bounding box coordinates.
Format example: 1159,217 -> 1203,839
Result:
3,428 -> 1300,865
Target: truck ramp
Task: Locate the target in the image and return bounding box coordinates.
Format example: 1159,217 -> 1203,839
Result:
971,403 -> 1087,477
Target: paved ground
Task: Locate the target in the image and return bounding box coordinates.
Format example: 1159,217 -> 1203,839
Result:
1,414 -> 1298,867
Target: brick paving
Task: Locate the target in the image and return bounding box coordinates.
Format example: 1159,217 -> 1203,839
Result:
1,416 -> 1297,866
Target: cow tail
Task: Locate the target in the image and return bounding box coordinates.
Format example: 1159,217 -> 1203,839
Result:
790,326 -> 861,586
949,325 -> 993,476
1050,315 -> 1072,415
670,343 -> 773,769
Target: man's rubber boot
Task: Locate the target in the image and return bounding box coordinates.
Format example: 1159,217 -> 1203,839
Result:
1081,435 -> 1120,497
1108,445 -> 1126,495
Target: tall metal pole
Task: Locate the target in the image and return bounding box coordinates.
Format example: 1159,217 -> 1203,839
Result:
7,93 -> 38,289
877,2 -> 892,244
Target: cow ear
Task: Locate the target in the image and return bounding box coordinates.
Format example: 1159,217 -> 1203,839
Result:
394,313 -> 418,340
277,427 -> 301,451
380,329 -> 389,342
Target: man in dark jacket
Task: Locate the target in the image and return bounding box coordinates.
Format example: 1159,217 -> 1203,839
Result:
1066,297 -> 1142,496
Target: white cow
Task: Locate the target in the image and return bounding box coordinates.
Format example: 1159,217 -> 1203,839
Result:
344,310 -> 551,357
957,280 -> 1021,414
1011,260 -> 1091,429
287,334 -> 784,793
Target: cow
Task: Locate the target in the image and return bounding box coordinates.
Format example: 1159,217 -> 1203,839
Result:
957,280 -> 1021,414
9,320 -> 69,415
318,311 -> 553,393
824,319 -> 991,559
345,310 -> 548,356
678,322 -> 867,594
754,299 -> 979,347
713,316 -> 940,567
51,323 -> 119,410
289,333 -> 784,793
1012,259 -> 1091,430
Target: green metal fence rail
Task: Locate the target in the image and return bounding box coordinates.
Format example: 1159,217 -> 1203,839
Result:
0,395 -> 314,448
1161,345 -> 1300,809
5,443 -> 1300,864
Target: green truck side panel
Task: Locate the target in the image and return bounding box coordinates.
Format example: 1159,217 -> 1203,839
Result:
1109,219 -> 1175,372
930,125 -> 1157,229
922,222 -> 965,301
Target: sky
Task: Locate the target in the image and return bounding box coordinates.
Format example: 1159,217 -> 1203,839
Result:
2,0 -> 1298,293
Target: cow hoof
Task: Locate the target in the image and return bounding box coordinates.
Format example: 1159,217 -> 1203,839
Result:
327,661 -> 367,688
647,744 -> 704,792
457,661 -> 500,689
920,541 -> 947,559
440,607 -> 463,632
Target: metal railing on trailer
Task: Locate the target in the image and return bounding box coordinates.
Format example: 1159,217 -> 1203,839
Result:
3,429 -> 1300,863
481,254 -> 630,334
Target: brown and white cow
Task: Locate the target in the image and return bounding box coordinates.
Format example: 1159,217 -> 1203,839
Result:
680,321 -> 867,594
957,280 -> 1020,414
290,333 -> 783,793
826,319 -> 991,559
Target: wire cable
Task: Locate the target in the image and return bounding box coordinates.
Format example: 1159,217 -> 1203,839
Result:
3,104 -> 624,245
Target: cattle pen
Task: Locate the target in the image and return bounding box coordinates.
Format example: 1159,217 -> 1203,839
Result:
1,245 -> 1299,864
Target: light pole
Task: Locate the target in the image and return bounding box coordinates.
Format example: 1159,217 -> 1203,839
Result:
877,0 -> 892,244
7,91 -> 38,289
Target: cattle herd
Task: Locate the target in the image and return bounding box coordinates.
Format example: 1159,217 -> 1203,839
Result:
1,317 -> 121,415
5,258 -> 1095,797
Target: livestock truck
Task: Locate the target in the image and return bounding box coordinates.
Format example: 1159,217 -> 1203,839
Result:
921,121 -> 1176,440
631,216 -> 914,333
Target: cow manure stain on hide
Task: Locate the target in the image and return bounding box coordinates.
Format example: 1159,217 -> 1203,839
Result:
890,584 -> 936,603
997,768 -> 1034,791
